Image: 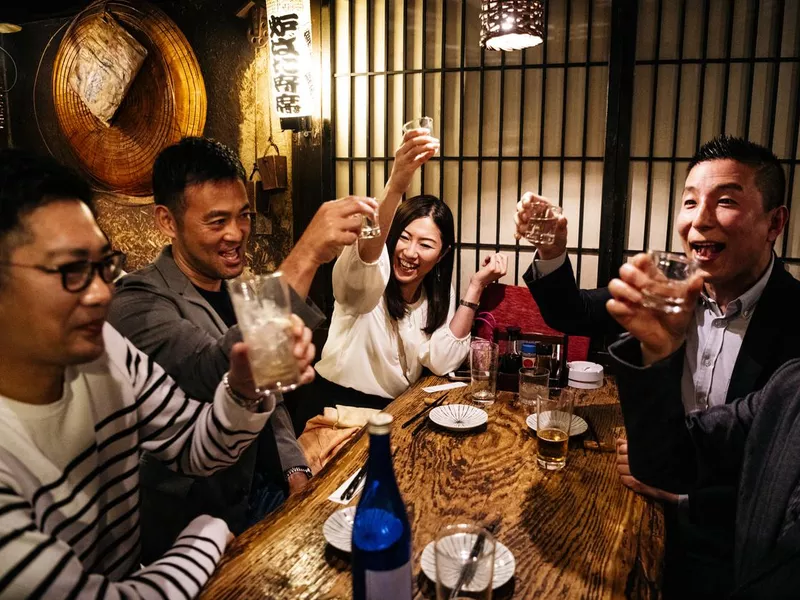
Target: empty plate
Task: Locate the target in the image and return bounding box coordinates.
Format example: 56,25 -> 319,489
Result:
526,412 -> 588,437
323,507 -> 355,552
420,536 -> 515,589
429,404 -> 488,431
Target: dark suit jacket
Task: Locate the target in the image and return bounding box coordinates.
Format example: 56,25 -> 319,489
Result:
108,247 -> 325,546
612,340 -> 800,597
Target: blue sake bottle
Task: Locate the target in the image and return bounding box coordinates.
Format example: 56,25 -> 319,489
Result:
352,413 -> 412,600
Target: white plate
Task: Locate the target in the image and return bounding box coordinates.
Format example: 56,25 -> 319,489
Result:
526,412 -> 588,437
420,537 -> 516,589
322,507 -> 355,552
429,404 -> 488,431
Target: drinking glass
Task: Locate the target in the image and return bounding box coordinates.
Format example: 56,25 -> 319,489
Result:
470,340 -> 499,405
435,524 -> 495,600
402,116 -> 433,135
525,202 -> 562,246
359,196 -> 381,240
640,250 -> 698,314
518,368 -> 549,414
536,388 -> 574,470
226,271 -> 299,394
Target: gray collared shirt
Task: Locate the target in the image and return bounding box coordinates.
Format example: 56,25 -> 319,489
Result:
680,257 -> 774,413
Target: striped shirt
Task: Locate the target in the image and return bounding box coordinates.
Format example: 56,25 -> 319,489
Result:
0,324 -> 274,599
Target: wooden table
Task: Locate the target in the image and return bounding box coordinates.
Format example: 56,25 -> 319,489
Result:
201,376 -> 664,599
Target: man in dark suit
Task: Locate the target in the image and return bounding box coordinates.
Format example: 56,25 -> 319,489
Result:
108,137 -> 377,561
607,253 -> 800,597
513,135 -> 800,596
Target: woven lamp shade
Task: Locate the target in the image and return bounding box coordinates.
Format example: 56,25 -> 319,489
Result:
480,1 -> 545,51
52,0 -> 206,196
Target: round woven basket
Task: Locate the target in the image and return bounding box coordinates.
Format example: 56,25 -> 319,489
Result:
52,0 -> 206,196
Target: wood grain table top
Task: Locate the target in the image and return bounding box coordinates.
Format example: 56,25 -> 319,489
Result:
200,376 -> 664,599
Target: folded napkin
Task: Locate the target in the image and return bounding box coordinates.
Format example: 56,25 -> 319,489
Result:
298,405 -> 380,475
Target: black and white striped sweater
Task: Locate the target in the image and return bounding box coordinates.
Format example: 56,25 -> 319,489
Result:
0,324 -> 274,599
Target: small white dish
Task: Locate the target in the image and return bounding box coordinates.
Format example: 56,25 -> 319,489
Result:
526,412 -> 588,436
322,507 -> 355,552
429,404 -> 488,431
420,537 -> 516,589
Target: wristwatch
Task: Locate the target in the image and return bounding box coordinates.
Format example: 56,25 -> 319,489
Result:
459,299 -> 480,311
285,466 -> 313,480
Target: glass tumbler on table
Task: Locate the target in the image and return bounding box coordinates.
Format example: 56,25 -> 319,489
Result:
226,271 -> 299,394
518,367 -> 549,414
470,339 -> 499,405
640,250 -> 698,314
435,524 -> 496,600
536,388 -> 574,471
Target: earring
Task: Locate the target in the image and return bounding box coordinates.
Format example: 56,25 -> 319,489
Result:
436,265 -> 441,282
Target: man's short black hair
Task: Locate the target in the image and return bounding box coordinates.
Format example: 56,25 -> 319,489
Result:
688,135 -> 786,212
0,148 -> 93,264
152,137 -> 247,219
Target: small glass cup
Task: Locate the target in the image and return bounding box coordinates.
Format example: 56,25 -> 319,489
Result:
518,367 -> 549,414
435,524 -> 496,600
536,387 -> 574,471
402,116 -> 433,135
470,339 -> 499,405
525,202 -> 562,246
358,197 -> 380,239
640,250 -> 698,314
227,271 -> 299,394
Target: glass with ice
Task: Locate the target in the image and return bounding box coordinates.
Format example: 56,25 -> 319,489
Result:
227,271 -> 299,393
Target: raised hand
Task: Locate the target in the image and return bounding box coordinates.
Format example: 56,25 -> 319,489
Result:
513,192 -> 568,260
386,129 -> 440,196
606,253 -> 704,364
471,253 -> 508,289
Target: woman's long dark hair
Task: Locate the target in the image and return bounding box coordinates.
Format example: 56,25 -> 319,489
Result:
384,195 -> 455,334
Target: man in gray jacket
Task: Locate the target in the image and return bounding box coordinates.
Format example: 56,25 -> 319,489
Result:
108,137 -> 377,561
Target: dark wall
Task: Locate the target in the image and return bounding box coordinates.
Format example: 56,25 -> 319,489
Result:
0,0 -> 294,272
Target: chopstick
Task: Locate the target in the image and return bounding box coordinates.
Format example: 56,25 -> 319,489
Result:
340,465 -> 367,502
401,392 -> 449,429
449,523 -> 497,599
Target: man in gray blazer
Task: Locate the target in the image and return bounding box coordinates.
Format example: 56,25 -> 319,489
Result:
608,254 -> 800,596
108,137 -> 378,561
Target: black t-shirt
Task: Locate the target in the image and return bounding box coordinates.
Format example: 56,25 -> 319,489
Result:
194,283 -> 237,328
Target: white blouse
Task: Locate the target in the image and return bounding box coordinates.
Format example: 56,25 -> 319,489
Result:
315,242 -> 471,399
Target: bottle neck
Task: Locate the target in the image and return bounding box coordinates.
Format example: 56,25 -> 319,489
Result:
367,430 -> 394,482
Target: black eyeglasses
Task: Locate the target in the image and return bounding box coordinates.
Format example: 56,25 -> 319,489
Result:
1,251 -> 127,293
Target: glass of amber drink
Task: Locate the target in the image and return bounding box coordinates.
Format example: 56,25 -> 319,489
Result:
536,389 -> 574,470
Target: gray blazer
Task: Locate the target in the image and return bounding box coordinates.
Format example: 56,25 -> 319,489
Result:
108,247 -> 324,528
612,338 -> 800,597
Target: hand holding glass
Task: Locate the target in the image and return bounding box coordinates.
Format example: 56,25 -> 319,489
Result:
525,202 -> 562,246
640,250 -> 698,314
435,524 -> 496,600
227,272 -> 300,394
402,116 -> 433,135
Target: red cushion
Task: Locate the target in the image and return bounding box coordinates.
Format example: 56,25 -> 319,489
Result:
474,283 -> 590,362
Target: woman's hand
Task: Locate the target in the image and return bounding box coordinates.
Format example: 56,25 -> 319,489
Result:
386,129 -> 440,195
470,253 -> 508,291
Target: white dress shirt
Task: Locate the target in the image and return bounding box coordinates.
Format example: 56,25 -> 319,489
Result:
315,243 -> 471,399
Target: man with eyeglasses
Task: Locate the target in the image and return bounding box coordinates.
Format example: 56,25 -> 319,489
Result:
107,137 -> 378,561
0,148 -> 316,597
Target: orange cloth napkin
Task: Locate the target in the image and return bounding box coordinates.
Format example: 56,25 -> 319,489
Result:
298,405 -> 380,475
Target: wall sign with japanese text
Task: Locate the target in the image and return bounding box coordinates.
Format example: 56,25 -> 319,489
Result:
266,0 -> 314,118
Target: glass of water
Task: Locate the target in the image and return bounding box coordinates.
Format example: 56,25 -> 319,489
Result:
227,271 -> 300,394
525,202 -> 562,246
435,524 -> 496,600
470,339 -> 499,405
518,368 -> 549,414
640,250 -> 698,314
